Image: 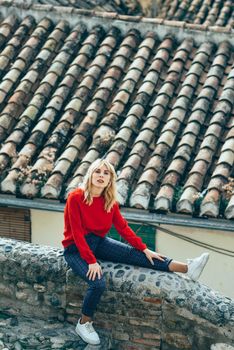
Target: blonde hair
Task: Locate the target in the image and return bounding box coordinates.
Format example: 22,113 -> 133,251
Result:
81,158 -> 117,212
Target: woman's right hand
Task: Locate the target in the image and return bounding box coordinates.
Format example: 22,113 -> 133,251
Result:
86,262 -> 102,280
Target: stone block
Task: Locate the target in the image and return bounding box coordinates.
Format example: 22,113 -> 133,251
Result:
163,332 -> 191,349
0,238 -> 233,349
142,332 -> 161,340
211,344 -> 234,350
129,318 -> 157,328
0,283 -> 14,297
16,282 -> 30,289
112,331 -> 130,341
132,337 -> 161,346
15,291 -> 30,301
33,284 -> 46,292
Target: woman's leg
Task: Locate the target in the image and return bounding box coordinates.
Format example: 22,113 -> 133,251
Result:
168,260 -> 187,273
95,237 -> 209,279
63,244 -> 106,320
95,237 -> 173,272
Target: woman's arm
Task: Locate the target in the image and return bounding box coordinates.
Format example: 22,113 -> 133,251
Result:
112,203 -> 147,251
66,193 -> 97,264
143,248 -> 166,263
112,204 -> 165,263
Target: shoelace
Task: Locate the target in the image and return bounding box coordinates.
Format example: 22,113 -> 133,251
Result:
85,322 -> 95,334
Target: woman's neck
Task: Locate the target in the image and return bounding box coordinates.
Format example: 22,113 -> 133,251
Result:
91,188 -> 103,197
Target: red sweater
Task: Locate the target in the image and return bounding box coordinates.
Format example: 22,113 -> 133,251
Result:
62,188 -> 147,264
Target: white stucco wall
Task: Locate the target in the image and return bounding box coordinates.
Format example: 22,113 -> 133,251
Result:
31,209 -> 234,298
31,209 -> 64,248
157,225 -> 234,299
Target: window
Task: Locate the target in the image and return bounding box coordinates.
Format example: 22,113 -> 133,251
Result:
108,222 -> 156,250
0,207 -> 31,242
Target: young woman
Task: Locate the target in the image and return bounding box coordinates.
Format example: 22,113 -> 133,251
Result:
62,158 -> 209,346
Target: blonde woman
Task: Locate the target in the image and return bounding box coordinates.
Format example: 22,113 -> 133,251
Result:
62,158 -> 209,346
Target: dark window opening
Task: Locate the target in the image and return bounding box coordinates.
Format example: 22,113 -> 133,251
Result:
0,207 -> 31,242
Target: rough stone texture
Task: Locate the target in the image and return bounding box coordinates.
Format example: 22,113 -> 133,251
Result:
0,237 -> 234,350
211,345 -> 234,350
0,313 -> 108,350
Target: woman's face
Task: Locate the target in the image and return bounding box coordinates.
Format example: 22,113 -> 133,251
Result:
91,164 -> 111,192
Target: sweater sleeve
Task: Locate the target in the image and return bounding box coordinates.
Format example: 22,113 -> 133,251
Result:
66,193 -> 97,264
112,203 -> 147,251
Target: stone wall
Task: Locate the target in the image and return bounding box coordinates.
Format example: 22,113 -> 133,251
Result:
0,238 -> 233,350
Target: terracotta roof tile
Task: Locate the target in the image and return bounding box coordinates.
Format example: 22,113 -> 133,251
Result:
0,21 -> 71,145
119,39 -> 193,205
166,157 -> 188,174
155,0 -> 233,28
212,163 -> 232,178
0,10 -> 233,220
199,115 -> 234,217
0,15 -> 18,49
35,28 -> 125,197
137,40 -> 219,211
0,18 -> 54,143
225,195 -> 234,219
0,22 -> 90,192
199,189 -> 220,217
0,16 -> 35,77
155,185 -> 175,211
177,62 -> 234,214
65,35 -> 170,195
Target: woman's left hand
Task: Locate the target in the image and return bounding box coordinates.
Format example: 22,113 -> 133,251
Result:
143,248 -> 166,265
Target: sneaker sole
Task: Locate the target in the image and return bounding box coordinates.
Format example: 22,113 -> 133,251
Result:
75,326 -> 101,345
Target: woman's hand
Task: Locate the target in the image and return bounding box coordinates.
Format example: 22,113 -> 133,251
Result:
143,248 -> 166,265
86,262 -> 102,280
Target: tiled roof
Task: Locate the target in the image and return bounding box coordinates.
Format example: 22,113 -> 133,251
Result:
15,0 -> 234,28
0,5 -> 233,220
2,0 -> 234,29
156,0 -> 234,28
8,0 -> 142,15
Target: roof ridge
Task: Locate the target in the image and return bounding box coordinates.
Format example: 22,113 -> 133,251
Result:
0,0 -> 233,42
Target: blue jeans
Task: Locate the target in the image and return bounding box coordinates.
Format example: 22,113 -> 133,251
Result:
63,233 -> 172,317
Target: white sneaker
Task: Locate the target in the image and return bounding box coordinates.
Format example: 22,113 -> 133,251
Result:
187,252 -> 209,281
75,319 -> 100,345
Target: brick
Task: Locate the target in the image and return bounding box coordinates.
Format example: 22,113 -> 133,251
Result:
132,338 -> 161,346
129,318 -> 156,327
143,297 -> 162,304
96,320 -> 113,330
143,333 -> 161,340
124,344 -> 160,350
